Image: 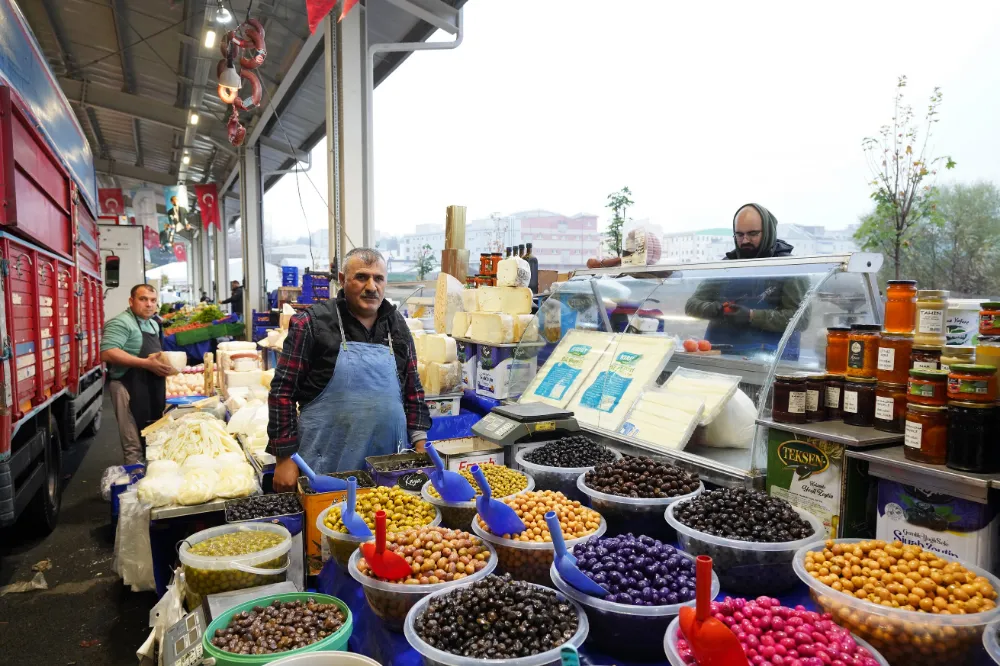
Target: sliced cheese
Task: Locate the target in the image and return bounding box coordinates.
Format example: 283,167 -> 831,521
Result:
425,334 -> 458,363
404,317 -> 423,331
425,360 -> 461,396
520,330 -> 615,408
452,312 -> 470,340
514,314 -> 538,343
497,257 -> 530,288
434,273 -> 465,334
479,286 -> 533,315
619,411 -> 695,451
661,368 -> 741,426
461,288 -> 481,313
468,313 -> 514,345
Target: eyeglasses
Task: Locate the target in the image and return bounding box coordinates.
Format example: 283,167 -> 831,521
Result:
734,231 -> 762,240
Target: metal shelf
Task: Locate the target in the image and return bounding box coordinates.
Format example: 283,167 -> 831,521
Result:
846,445 -> 1000,504
452,336 -> 546,349
757,418 -> 903,449
151,498 -> 228,521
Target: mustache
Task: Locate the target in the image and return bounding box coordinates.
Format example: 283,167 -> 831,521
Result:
361,291 -> 380,299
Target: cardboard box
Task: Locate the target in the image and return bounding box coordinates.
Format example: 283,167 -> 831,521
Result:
476,344 -> 539,400
297,476 -> 373,577
432,436 -> 504,471
456,340 -> 477,390
537,270 -> 558,295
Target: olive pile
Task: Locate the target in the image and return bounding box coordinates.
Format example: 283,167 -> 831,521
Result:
185,531 -> 289,604
426,464 -> 528,500
414,574 -> 578,659
324,486 -> 437,534
584,455 -> 699,498
210,598 -> 346,655
189,531 -> 286,556
225,493 -> 302,522
299,470 -> 375,494
522,435 -> 616,468
358,526 -> 491,585
673,488 -> 814,543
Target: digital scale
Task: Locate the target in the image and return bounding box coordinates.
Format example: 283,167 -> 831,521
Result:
471,403 -> 580,467
163,607 -> 206,666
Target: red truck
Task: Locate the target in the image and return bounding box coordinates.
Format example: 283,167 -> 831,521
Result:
0,0 -> 105,533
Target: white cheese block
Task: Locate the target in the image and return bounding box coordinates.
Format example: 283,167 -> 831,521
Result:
225,369 -> 264,388
468,313 -> 514,345
514,314 -> 538,342
660,368 -> 741,426
425,360 -> 461,396
461,289 -> 481,313
619,411 -> 697,451
417,361 -> 427,388
497,256 -> 530,288
434,273 -> 465,334
478,286 -> 533,315
404,317 -> 423,331
520,330 -> 615,408
412,330 -> 427,359
452,312 -> 470,340
424,334 -> 458,363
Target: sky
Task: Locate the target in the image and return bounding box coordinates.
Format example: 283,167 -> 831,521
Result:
264,0 -> 1000,242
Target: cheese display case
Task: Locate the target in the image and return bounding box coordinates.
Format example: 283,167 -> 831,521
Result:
514,253 -> 885,487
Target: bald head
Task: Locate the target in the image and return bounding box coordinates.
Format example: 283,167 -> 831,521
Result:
734,205 -> 764,256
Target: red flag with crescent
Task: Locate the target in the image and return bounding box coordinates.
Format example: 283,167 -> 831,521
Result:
173,242 -> 187,262
98,188 -> 124,217
306,0 -> 358,33
195,183 -> 221,231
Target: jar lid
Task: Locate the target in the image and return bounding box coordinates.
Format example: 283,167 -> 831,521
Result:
825,373 -> 846,381
949,364 -> 998,375
880,332 -> 914,340
909,368 -> 949,379
942,346 -> 976,354
980,302 -> 1000,309
948,400 -> 996,409
907,403 -> 947,414
887,280 -> 917,286
827,326 -> 851,332
806,373 -> 828,381
912,344 -> 943,352
845,376 -> 877,384
979,336 -> 1000,343
850,324 -> 882,332
774,374 -> 807,382
917,289 -> 950,299
876,381 -> 907,390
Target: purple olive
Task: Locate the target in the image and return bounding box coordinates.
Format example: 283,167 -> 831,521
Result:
678,586 -> 691,599
666,592 -> 679,604
618,592 -> 633,604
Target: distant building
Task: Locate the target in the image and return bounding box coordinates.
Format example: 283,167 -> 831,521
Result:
662,224 -> 858,263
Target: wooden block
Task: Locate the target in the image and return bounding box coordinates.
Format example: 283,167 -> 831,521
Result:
445,205 -> 467,249
441,248 -> 470,284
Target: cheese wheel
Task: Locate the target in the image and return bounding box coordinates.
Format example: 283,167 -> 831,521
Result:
478,286 -> 533,315
434,273 -> 465,334
468,313 -> 514,345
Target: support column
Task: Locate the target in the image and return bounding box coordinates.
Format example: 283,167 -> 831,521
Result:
198,228 -> 211,300
213,224 -> 229,304
190,235 -> 202,299
240,143 -> 265,338
324,15 -> 340,274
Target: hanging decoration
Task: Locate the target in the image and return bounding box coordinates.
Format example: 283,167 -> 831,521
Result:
306,0 -> 360,33
195,183 -> 222,231
216,18 -> 266,147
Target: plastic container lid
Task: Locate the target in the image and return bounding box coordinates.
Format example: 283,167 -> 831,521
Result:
844,376 -> 877,385
178,522 -> 292,573
576,474 -> 703,512
950,363 -> 998,375
665,500 -> 824,553
917,289 -> 950,299
984,619 -> 1000,664
515,443 -> 623,477
470,513 -> 607,551
347,538 -> 497,595
881,332 -> 915,340
850,324 -> 882,331
982,302 -> 1000,309
886,279 -> 917,286
909,368 -> 949,379
403,579 -> 590,666
420,470 -> 535,511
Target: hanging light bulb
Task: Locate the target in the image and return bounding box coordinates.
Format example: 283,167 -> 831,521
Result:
215,0 -> 232,24
218,55 -> 241,104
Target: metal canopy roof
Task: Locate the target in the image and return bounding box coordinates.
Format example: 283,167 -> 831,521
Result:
18,0 -> 465,215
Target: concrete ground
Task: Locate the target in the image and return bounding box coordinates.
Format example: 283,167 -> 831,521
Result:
0,396 -> 157,665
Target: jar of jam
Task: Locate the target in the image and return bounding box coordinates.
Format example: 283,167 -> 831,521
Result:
825,327 -> 850,375
884,280 -> 917,333
907,369 -> 949,406
825,374 -> 845,420
946,401 -> 998,473
976,336 -> 1000,372
904,403 -> 948,464
910,344 -> 942,371
842,377 -> 877,427
947,364 -> 998,403
873,382 -> 907,433
478,253 -> 489,275
772,374 -> 807,424
489,252 -> 503,276
980,302 -> 1000,336
876,332 -> 913,384
846,325 -> 881,379
805,374 -> 827,422
914,289 -> 949,346
940,346 -> 975,373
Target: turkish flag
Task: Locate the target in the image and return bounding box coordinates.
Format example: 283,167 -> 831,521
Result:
173,242 -> 187,262
143,226 -> 160,250
306,0 -> 358,33
195,183 -> 221,231
99,188 -> 124,216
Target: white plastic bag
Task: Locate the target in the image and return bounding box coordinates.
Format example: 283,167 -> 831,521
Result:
100,465 -> 128,501
215,464 -> 259,499
177,468 -> 219,505
135,472 -> 182,507
700,389 -> 756,449
113,488 -> 155,592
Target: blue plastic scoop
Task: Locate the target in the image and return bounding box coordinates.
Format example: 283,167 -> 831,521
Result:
340,476 -> 372,537
425,443 -> 476,502
471,464 -> 525,536
291,453 -> 348,493
546,510 -> 607,597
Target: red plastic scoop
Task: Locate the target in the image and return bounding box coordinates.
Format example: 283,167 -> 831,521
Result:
678,555 -> 749,666
359,510 -> 411,580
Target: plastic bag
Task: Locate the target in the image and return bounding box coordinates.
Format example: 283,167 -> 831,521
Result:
113,488 -> 155,592
699,389 -> 756,449
214,464 -> 259,499
181,453 -> 219,471
136,472 -> 182,507
177,468 -> 218,505
100,466 -> 128,501
145,459 -> 179,478
661,366 -> 742,426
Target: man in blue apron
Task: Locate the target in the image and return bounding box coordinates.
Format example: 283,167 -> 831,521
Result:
267,248 -> 431,492
685,204 -> 808,359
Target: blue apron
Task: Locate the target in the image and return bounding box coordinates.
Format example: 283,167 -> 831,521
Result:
704,276 -> 801,360
296,311 -> 407,474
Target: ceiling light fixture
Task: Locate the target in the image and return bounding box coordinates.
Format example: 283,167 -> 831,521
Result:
204,29 -> 217,49
215,0 -> 232,24
189,113 -> 199,125
182,155 -> 191,165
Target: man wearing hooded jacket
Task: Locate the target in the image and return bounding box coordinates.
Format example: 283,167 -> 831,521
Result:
685,203 -> 807,356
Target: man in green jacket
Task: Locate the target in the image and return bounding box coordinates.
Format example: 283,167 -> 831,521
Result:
100,284 -> 176,464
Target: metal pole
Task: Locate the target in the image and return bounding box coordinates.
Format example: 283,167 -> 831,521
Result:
239,143 -> 265,338
324,13 -> 341,276
213,223 -> 229,303
336,6 -> 368,253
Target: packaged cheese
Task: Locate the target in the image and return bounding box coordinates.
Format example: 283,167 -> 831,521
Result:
514,314 -> 538,343
424,334 -> 458,363
225,370 -> 264,388
468,313 -> 514,345
660,366 -> 742,426
519,330 -> 615,408
434,273 -> 465,334
452,312 -> 471,340
478,286 -> 533,315
404,317 -> 423,331
461,289 -> 481,313
619,392 -> 704,452
425,360 -> 462,396
497,256 -> 530,288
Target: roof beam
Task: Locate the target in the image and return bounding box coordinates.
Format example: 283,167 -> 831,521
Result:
95,159 -> 177,186
110,0 -> 144,168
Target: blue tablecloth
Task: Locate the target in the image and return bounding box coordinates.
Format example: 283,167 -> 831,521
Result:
426,408 -> 481,442
161,334 -> 212,365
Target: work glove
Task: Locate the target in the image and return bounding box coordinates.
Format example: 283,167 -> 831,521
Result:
723,303 -> 752,325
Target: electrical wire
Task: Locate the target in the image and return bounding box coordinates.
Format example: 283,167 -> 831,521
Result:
76,15 -> 188,70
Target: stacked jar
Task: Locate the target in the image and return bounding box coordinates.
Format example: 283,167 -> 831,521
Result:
844,325 -> 880,427
946,364 -> 998,472
874,331 -> 912,433
905,368 -> 949,464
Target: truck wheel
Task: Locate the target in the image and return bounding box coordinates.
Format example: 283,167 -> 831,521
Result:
26,415 -> 63,535
82,407 -> 102,438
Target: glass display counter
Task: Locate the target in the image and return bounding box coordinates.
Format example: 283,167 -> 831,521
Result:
514,253 -> 885,487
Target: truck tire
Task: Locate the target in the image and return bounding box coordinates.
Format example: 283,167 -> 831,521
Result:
25,414 -> 62,535
82,407 -> 102,438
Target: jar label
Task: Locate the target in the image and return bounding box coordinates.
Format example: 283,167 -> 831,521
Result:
904,420 -> 922,448
917,308 -> 944,334
912,361 -> 938,371
908,382 -> 936,398
806,389 -> 820,412
875,396 -> 895,421
824,387 -> 841,408
981,313 -> 999,332
948,377 -> 989,395
848,340 -> 866,369
877,347 -> 896,371
843,390 -> 858,414
940,364 -> 950,374
788,391 -> 806,414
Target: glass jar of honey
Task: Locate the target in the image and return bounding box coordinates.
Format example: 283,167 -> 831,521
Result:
907,369 -> 949,406
876,332 -> 913,384
904,403 -> 948,464
940,346 -> 975,373
772,374 -> 807,424
846,325 -> 881,379
873,382 -> 907,433
914,289 -> 949,346
825,327 -> 850,375
884,280 -> 917,333
910,344 -> 942,371
947,364 -> 998,403
976,336 -> 1000,372
805,374 -> 827,422
824,374 -> 844,420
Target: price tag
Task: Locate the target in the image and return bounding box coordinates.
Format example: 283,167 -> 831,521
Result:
877,347 -> 895,371
843,390 -> 858,414
398,472 -> 429,492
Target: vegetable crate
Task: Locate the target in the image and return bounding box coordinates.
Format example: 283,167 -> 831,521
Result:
281,266 -> 299,286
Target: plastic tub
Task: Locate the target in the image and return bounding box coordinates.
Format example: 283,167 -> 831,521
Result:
793,539 -> 1000,666
515,444 -> 622,501
347,540 -> 497,631
160,350 -> 188,371
178,523 -> 292,606
420,472 -> 535,530
550,549 -> 718,661
985,619 -> 1000,665
577,473 -> 702,540
315,502 -> 441,571
662,616 -> 890,666
403,579 -> 589,666
470,516 -> 607,586
665,500 -> 823,596
201,592 -> 352,666
267,654 -> 381,666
